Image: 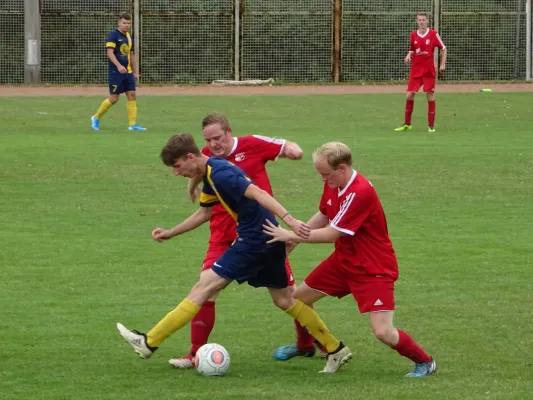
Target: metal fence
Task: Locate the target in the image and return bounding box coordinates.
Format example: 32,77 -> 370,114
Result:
1,0 -> 532,84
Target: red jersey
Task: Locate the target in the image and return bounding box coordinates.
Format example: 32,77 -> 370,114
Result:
409,29 -> 445,77
319,170 -> 399,280
202,135 -> 285,245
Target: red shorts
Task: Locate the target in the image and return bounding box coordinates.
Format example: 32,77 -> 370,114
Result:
304,253 -> 395,313
407,74 -> 436,93
202,243 -> 295,286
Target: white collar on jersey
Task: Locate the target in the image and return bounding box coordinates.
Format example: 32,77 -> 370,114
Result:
338,169 -> 357,197
227,137 -> 239,156
417,29 -> 430,38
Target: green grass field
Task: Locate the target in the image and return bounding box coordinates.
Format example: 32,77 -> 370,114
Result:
1,92 -> 532,400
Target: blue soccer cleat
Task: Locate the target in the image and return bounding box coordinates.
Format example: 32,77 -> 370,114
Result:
405,358 -> 437,378
91,116 -> 100,131
128,124 -> 147,131
272,344 -> 315,361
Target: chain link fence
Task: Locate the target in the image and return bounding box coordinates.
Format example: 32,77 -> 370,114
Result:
140,0 -> 234,84
440,0 -> 526,80
0,0 -> 25,84
40,0 -> 132,84
241,0 -> 333,82
1,0 -> 531,84
341,1 -> 434,82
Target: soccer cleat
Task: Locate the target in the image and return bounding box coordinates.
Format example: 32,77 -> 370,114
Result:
168,353 -> 195,369
272,345 -> 316,361
394,124 -> 412,132
319,343 -> 352,373
91,116 -> 100,131
128,124 -> 147,131
116,322 -> 157,359
428,126 -> 436,133
405,358 -> 437,378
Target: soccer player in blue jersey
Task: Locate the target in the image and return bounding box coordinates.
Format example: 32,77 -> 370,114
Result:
117,133 -> 352,373
91,13 -> 146,132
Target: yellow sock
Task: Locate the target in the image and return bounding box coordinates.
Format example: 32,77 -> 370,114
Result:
146,298 -> 200,347
286,300 -> 340,353
94,98 -> 112,119
126,100 -> 137,126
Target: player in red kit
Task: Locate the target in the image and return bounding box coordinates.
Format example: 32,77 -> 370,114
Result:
155,113 -> 317,368
264,142 -> 437,378
395,12 -> 447,133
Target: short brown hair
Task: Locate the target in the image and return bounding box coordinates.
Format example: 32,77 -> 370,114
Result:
119,13 -> 132,20
417,12 -> 429,18
202,112 -> 230,131
160,134 -> 200,166
312,142 -> 352,169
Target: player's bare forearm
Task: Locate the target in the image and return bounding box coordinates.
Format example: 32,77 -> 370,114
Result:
130,53 -> 137,74
170,207 -> 212,237
281,140 -> 303,160
283,226 -> 341,243
440,48 -> 447,68
307,211 -> 330,229
244,184 -> 290,220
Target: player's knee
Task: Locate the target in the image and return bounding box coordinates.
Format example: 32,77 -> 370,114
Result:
406,92 -> 415,100
109,96 -> 119,104
373,325 -> 395,345
272,295 -> 294,311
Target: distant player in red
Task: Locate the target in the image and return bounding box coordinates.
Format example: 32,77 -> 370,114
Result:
264,142 -> 437,378
160,113 -> 317,368
395,12 -> 447,133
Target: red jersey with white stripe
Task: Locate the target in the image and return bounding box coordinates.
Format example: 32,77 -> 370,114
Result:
409,29 -> 445,77
202,135 -> 285,245
319,170 -> 399,280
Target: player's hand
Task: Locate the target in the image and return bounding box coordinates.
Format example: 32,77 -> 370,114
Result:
285,241 -> 299,255
152,227 -> 174,242
282,214 -> 311,239
133,73 -> 140,81
118,65 -> 127,74
404,54 -> 412,64
263,220 -> 292,243
439,64 -> 446,73
188,186 -> 202,203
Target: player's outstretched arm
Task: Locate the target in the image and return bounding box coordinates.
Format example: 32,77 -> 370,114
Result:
263,219 -> 341,244
152,206 -> 212,242
286,211 -> 330,254
243,184 -> 310,239
280,140 -> 303,160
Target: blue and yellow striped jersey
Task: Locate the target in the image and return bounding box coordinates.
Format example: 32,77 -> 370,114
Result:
200,157 -> 279,244
106,29 -> 133,73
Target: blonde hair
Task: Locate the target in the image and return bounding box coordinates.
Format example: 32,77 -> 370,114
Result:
312,142 -> 352,169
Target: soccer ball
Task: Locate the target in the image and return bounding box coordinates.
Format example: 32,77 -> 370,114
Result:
194,343 -> 230,376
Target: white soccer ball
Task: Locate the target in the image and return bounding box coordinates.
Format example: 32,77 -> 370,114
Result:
194,343 -> 230,376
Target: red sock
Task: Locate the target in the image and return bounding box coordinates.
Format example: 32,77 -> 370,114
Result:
295,320 -> 315,351
428,100 -> 436,126
392,329 -> 432,363
405,99 -> 414,125
190,301 -> 216,355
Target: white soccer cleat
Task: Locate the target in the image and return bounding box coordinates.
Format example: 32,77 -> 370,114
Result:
116,322 -> 156,359
168,355 -> 195,369
320,344 -> 352,373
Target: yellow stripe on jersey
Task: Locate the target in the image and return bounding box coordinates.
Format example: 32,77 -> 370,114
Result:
106,42 -> 116,48
206,165 -> 238,221
126,32 -> 133,73
199,192 -> 219,206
